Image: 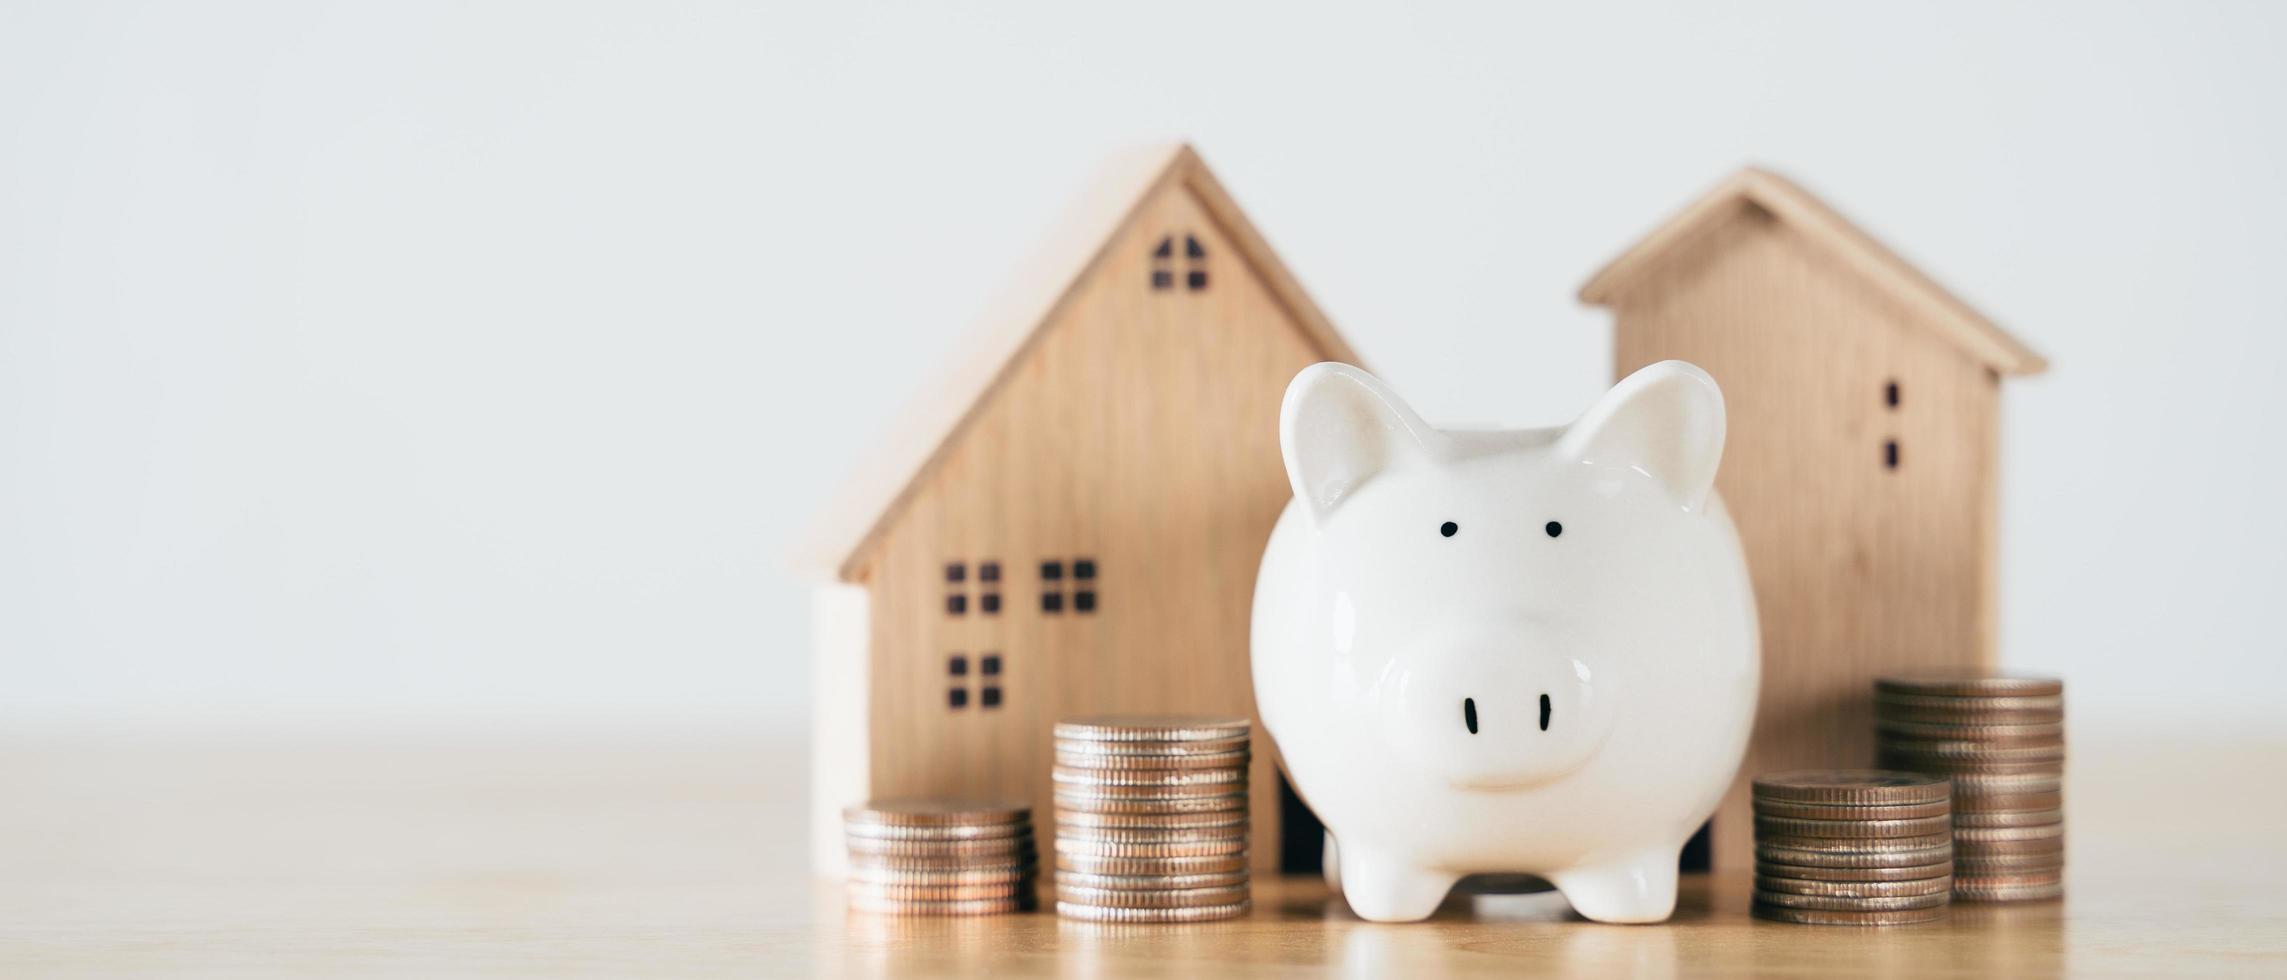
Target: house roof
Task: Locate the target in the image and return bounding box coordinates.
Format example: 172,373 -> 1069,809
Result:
798,144 -> 1360,583
1578,167 -> 2046,376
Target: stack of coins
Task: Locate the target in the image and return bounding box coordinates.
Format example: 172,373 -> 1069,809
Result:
843,799 -> 1037,916
1751,770 -> 1953,926
1875,672 -> 2066,903
1051,715 -> 1253,923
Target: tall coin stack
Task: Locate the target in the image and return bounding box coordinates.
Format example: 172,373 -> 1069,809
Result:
1875,672 -> 2066,902
1051,715 -> 1253,923
1751,770 -> 1954,926
843,800 -> 1037,916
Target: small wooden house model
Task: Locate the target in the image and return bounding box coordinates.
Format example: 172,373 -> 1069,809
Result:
1579,167 -> 2046,868
803,145 -> 1358,873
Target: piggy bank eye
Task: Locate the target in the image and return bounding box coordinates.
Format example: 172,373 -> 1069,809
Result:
1439,521 -> 1458,538
1545,521 -> 1563,538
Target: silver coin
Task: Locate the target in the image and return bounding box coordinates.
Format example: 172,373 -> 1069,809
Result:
1057,851 -> 1250,876
1753,799 -> 1952,821
1755,875 -> 1952,898
1056,898 -> 1251,922
1054,808 -> 1248,830
1751,904 -> 1947,926
1055,884 -> 1250,908
845,835 -> 1036,858
1756,832 -> 1952,852
1055,836 -> 1248,858
843,820 -> 1033,841
1054,823 -> 1249,844
1054,869 -> 1249,891
1953,879 -> 2065,902
1053,735 -> 1251,757
1754,860 -> 1953,882
1954,808 -> 2066,829
1052,749 -> 1251,771
1056,785 -> 1253,808
1756,844 -> 1953,869
1953,822 -> 2064,843
1754,815 -> 1953,839
846,894 -> 1033,916
846,864 -> 1036,886
1753,889 -> 1950,912
1052,765 -> 1246,789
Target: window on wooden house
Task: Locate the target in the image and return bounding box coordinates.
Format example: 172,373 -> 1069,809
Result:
1073,558 -> 1097,613
1149,233 -> 1208,291
1882,381 -> 1901,471
945,558 -> 1001,616
979,652 -> 1003,708
1040,557 -> 1098,614
947,652 -> 1003,711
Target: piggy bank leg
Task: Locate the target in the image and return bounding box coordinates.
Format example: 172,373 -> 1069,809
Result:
1337,844 -> 1459,922
1322,836 -> 1343,898
1549,846 -> 1681,924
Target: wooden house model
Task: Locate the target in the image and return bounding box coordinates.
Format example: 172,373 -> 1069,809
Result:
803,145 -> 1358,874
1579,167 -> 2047,868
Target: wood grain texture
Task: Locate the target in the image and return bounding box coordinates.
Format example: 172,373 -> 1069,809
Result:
805,144 -> 1357,583
859,176 -> 1343,873
1600,202 -> 2006,869
1581,168 -> 2045,375
4,727 -> 2280,977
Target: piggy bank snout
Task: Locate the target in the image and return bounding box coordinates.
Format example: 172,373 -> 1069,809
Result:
1390,630 -> 1613,791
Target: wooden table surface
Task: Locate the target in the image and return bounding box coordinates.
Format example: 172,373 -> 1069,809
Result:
3,725 -> 2282,977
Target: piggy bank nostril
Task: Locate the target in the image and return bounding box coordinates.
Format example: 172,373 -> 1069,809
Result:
1540,693 -> 1552,732
1463,697 -> 1479,735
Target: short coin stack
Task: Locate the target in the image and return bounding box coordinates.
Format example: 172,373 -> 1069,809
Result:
1751,770 -> 1953,926
843,799 -> 1037,916
1875,672 -> 2066,902
1051,715 -> 1253,923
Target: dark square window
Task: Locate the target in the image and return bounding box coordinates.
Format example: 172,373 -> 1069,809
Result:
980,593 -> 1001,614
1186,270 -> 1208,291
948,655 -> 968,676
1040,561 -> 1063,581
1885,380 -> 1901,408
1073,559 -> 1096,580
1884,440 -> 1900,470
946,594 -> 966,615
980,686 -> 1002,708
981,654 -> 1001,676
1042,592 -> 1063,614
944,562 -> 965,583
1074,590 -> 1096,613
979,562 -> 1001,583
1150,269 -> 1173,290
948,687 -> 968,709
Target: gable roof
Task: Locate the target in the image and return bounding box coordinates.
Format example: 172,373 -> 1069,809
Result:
1579,167 -> 2046,376
798,143 -> 1360,583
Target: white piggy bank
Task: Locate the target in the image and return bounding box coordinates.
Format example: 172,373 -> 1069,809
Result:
1251,360 -> 1758,924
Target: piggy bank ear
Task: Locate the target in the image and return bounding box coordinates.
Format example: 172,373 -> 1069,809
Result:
1280,363 -> 1440,525
1557,360 -> 1726,512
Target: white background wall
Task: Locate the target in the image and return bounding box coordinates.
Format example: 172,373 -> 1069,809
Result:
4,1 -> 2282,733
